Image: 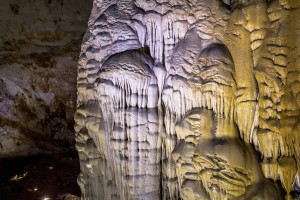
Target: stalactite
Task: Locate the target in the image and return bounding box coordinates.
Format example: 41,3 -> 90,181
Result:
75,0 -> 299,199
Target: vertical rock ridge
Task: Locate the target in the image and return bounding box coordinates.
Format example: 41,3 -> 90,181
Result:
76,0 -> 299,199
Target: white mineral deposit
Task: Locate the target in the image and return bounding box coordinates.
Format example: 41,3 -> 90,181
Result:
75,0 -> 300,199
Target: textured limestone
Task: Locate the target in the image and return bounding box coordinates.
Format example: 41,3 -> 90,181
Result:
76,0 -> 300,199
0,0 -> 93,157
0,58 -> 77,156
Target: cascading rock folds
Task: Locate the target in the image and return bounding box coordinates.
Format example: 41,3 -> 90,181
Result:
75,0 -> 300,199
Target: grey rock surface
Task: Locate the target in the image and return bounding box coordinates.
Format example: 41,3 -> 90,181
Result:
0,0 -> 93,157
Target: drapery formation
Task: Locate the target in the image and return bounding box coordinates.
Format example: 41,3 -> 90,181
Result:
75,0 -> 300,199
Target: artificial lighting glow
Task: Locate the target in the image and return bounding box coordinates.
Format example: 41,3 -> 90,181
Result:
27,187 -> 38,192
10,171 -> 28,182
48,166 -> 53,170
43,197 -> 51,200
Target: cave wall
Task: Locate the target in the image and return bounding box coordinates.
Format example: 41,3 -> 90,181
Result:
0,0 -> 93,157
75,0 -> 300,199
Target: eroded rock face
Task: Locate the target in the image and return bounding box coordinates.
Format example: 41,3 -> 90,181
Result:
0,0 -> 93,157
172,108 -> 282,200
76,0 -> 299,199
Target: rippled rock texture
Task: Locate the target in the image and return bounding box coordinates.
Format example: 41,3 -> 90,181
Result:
76,0 -> 300,199
0,0 -> 93,157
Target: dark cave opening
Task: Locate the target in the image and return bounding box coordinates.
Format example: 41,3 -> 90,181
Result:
0,152 -> 80,200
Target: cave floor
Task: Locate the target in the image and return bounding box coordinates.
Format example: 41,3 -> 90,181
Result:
0,152 -> 80,200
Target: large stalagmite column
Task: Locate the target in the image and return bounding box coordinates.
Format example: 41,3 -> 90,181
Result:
75,0 -> 300,199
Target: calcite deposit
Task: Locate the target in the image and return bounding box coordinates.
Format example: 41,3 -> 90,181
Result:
76,0 -> 300,199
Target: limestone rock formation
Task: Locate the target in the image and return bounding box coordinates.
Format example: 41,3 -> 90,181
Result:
0,0 -> 93,157
76,0 -> 300,199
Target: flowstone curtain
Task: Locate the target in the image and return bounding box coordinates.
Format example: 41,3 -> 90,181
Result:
75,0 -> 300,199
